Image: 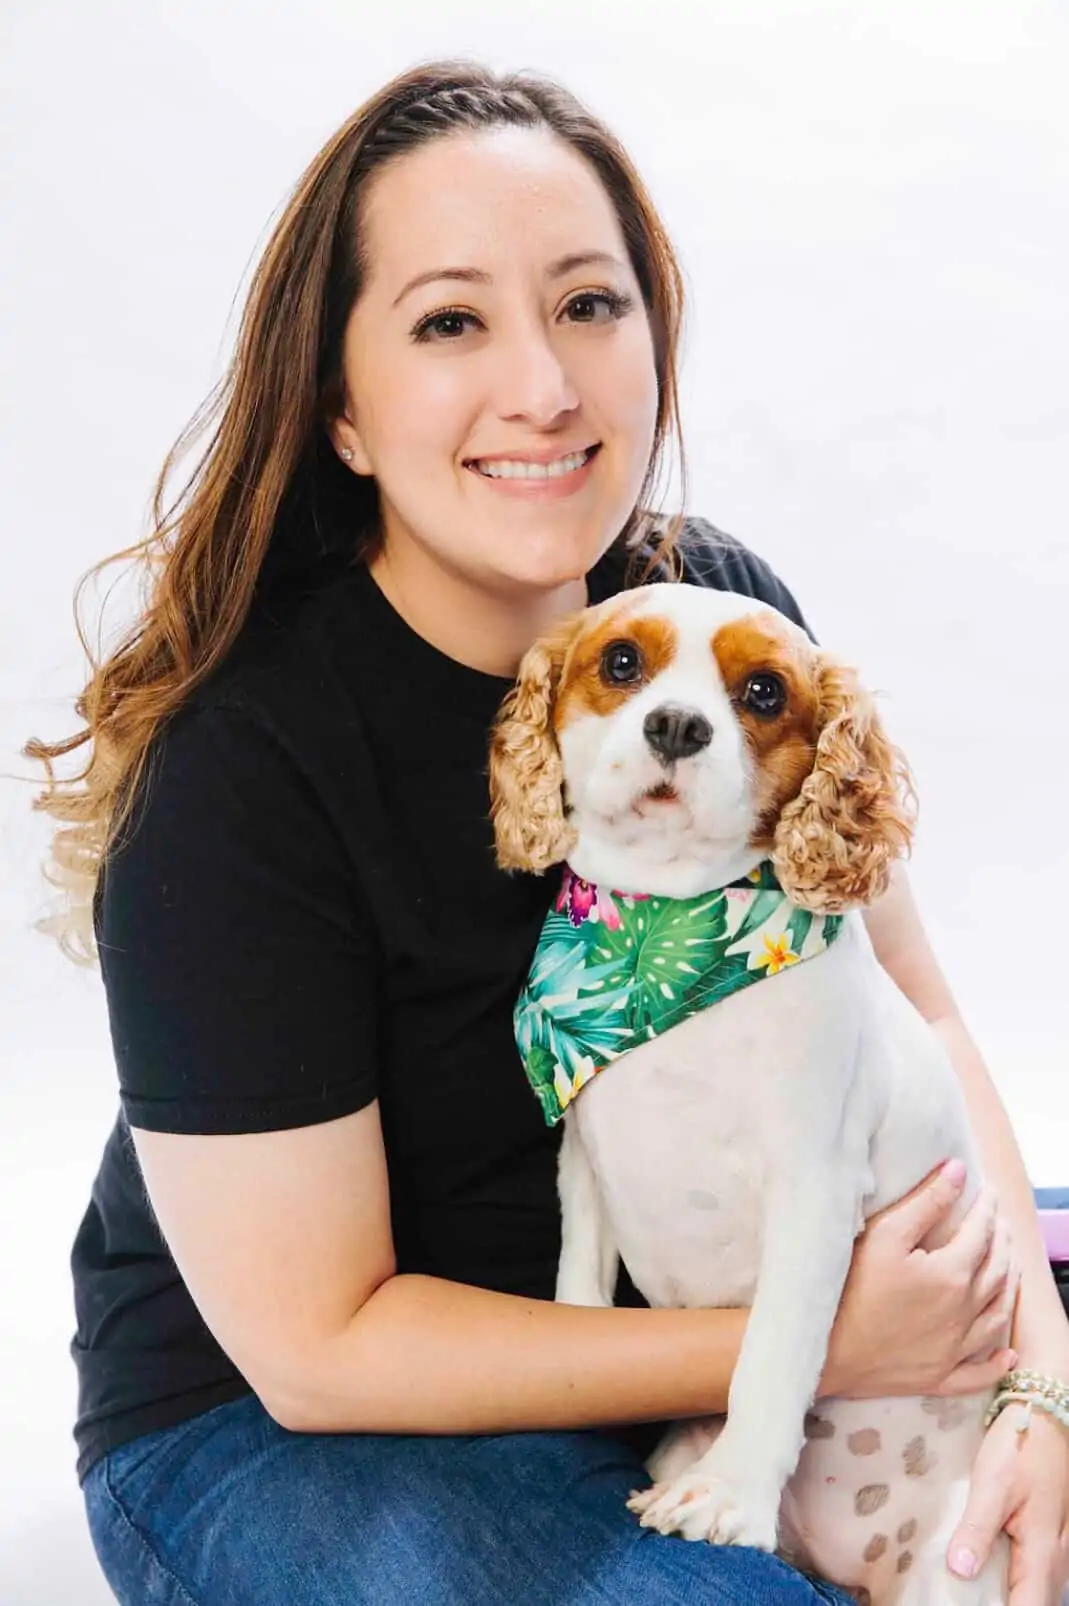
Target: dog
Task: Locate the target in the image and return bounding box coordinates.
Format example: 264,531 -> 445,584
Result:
489,580 -> 1011,1606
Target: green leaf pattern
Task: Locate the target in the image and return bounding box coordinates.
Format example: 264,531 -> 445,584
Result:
515,862 -> 844,1125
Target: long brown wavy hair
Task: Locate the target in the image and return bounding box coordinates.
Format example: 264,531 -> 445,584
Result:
24,59 -> 687,965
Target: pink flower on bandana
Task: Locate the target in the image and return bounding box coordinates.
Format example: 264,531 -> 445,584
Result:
555,869 -> 623,930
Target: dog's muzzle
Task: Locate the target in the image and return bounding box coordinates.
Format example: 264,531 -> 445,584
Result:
643,704 -> 713,765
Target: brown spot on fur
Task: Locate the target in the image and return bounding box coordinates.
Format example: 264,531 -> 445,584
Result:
489,595 -> 678,874
555,606 -> 677,731
804,1412 -> 836,1440
897,1519 -> 918,1544
863,1534 -> 888,1563
769,664 -> 914,913
921,1397 -> 967,1430
897,1551 -> 914,1574
903,1436 -> 937,1478
855,1484 -> 890,1517
847,1428 -> 881,1456
711,617 -> 820,846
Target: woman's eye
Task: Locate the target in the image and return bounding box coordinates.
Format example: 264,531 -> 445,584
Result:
600,640 -> 643,685
742,673 -> 787,718
412,309 -> 481,343
564,290 -> 634,326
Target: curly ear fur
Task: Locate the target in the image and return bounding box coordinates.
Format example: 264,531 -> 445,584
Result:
771,658 -> 917,913
489,616 -> 582,873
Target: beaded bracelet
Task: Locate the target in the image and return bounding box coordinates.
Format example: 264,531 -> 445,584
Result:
983,1368 -> 1069,1435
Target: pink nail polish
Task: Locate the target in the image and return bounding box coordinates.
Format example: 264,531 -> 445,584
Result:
943,1158 -> 967,1187
950,1547 -> 978,1578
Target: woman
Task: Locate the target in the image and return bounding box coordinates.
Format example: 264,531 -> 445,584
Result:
28,61 -> 1068,1606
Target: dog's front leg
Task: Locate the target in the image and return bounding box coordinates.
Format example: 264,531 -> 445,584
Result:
555,1112 -> 620,1307
629,1163 -> 865,1549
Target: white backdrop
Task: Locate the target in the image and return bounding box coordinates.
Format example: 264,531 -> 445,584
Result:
1,1 -> 1067,1600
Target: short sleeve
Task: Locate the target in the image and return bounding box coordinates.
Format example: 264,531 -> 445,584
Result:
675,517 -> 817,641
96,699 -> 378,1135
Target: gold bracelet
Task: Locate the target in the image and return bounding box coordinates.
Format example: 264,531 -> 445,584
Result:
983,1368 -> 1069,1434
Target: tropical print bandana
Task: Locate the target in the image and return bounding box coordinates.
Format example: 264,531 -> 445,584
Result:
515,861 -> 843,1126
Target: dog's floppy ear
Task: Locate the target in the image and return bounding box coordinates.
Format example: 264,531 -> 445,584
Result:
489,614 -> 583,873
772,656 -> 916,912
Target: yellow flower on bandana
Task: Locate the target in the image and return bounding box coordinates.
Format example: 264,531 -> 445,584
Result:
753,933 -> 801,976
556,1054 -> 599,1115
515,861 -> 845,1126
554,1063 -> 573,1113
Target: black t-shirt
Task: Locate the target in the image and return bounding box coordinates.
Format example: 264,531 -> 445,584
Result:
71,518 -> 809,1482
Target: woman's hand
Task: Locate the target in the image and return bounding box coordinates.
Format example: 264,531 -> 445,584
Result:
822,1159 -> 1019,1399
947,1406 -> 1069,1605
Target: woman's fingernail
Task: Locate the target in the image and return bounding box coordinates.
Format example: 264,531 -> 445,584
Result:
943,1158 -> 967,1187
950,1547 -> 978,1578
1003,1350 -> 1018,1369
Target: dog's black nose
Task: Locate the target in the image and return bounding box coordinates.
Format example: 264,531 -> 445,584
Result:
643,704 -> 713,764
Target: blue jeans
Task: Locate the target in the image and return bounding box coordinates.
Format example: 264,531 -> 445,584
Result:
83,1394 -> 854,1605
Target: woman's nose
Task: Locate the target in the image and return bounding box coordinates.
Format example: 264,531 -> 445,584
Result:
495,327 -> 580,427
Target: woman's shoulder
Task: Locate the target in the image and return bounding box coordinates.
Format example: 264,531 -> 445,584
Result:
113,565 -> 373,883
631,515 -> 812,636
181,560 -> 368,735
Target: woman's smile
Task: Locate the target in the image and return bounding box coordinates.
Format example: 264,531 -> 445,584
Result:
464,442 -> 601,499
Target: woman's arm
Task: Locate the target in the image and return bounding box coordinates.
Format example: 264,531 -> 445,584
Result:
863,865 -> 1069,1374
132,1097 -> 1008,1439
866,872 -> 1069,1601
131,1105 -> 749,1435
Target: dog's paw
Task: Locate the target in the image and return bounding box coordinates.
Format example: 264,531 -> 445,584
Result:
627,1471 -> 779,1549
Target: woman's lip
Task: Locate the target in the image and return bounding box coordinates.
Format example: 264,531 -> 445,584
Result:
464,445 -> 600,500
464,443 -> 600,469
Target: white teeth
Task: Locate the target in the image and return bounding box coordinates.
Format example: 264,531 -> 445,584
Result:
474,449 -> 592,480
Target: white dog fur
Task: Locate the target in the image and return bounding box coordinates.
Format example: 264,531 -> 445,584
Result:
490,582 -> 1012,1606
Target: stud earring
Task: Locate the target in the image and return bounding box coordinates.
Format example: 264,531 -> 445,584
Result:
340,447 -> 354,463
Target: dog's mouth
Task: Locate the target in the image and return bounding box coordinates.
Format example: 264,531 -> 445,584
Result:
630,781 -> 682,818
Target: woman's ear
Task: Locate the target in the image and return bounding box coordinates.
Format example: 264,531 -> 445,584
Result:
772,656 -> 917,912
326,413 -> 373,475
489,616 -> 582,873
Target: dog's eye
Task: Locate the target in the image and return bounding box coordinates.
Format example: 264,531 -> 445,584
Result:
600,640 -> 643,686
742,672 -> 787,718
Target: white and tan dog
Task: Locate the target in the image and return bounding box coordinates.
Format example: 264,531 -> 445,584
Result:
490,582 -> 1011,1606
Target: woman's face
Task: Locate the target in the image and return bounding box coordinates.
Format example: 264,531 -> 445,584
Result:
333,126 -> 660,597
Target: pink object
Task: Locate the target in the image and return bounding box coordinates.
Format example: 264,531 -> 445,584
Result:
1039,1210 -> 1069,1263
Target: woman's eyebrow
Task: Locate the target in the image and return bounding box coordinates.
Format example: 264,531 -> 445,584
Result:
392,266 -> 492,307
391,250 -> 627,308
546,249 -> 626,280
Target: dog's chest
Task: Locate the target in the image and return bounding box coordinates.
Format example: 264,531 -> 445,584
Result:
572,934 -> 873,1308
575,1036 -> 766,1305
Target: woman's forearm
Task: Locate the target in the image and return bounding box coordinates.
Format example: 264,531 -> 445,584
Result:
275,1274 -> 748,1435
864,866 -> 1069,1376
932,1013 -> 1069,1374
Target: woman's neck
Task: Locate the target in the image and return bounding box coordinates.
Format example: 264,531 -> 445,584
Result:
368,538 -> 588,678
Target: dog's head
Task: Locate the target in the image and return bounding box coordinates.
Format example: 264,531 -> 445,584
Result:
489,583 -> 915,909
